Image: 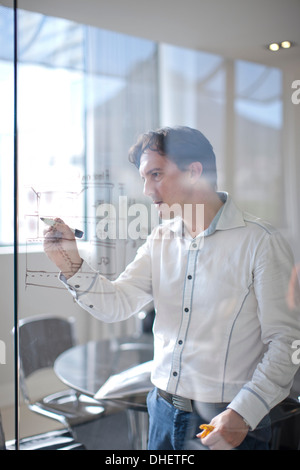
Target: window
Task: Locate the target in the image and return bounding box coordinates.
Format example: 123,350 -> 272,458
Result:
234,61 -> 284,227
0,7 -> 159,247
158,45 -> 284,229
0,7 -> 285,247
0,8 -> 87,245
158,44 -> 226,189
0,5 -> 14,245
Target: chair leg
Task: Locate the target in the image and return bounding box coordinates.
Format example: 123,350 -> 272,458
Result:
126,409 -> 149,450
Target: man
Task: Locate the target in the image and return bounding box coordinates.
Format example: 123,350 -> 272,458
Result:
43,126 -> 300,450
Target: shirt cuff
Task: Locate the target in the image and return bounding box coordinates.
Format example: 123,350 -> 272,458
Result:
59,260 -> 98,299
227,386 -> 270,430
59,271 -> 80,299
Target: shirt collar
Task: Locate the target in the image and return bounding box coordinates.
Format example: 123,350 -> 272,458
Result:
164,191 -> 245,238
214,192 -> 246,231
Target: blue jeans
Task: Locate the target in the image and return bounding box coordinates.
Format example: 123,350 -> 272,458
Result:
146,388 -> 271,450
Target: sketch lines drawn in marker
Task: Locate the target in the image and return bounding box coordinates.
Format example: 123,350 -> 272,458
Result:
24,170 -> 139,289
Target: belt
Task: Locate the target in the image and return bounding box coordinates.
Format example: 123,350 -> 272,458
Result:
158,388 -> 193,413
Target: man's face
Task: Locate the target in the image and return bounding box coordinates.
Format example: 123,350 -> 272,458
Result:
139,149 -> 192,219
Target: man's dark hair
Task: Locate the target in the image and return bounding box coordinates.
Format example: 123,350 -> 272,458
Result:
128,126 -> 217,189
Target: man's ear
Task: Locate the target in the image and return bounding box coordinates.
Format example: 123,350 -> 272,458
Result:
188,162 -> 203,183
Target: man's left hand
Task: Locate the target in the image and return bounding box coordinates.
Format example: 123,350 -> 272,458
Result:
197,408 -> 249,450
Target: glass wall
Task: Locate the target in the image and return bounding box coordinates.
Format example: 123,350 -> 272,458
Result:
1,1 -> 295,450
0,4 -> 160,446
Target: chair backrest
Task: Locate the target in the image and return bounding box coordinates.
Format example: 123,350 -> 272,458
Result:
18,315 -> 76,379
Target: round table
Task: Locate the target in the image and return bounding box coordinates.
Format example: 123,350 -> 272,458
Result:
54,334 -> 154,449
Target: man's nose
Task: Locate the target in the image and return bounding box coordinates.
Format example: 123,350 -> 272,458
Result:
143,179 -> 154,198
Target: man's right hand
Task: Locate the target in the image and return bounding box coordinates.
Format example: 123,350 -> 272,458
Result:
43,218 -> 83,279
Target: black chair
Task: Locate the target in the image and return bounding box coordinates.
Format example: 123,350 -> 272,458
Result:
269,397 -> 300,450
18,315 -> 105,435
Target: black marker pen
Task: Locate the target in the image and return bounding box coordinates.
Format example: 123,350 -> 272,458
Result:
40,217 -> 84,238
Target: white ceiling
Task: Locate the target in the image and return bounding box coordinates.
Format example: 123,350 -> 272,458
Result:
4,0 -> 300,66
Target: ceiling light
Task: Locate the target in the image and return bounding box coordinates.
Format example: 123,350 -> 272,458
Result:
268,43 -> 280,52
267,41 -> 294,52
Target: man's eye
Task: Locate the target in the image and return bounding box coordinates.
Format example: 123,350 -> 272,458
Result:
152,172 -> 161,180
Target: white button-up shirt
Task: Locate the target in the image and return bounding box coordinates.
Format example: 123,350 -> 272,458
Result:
61,192 -> 300,430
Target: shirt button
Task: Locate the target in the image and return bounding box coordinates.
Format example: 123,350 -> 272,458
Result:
184,307 -> 189,312
89,305 -> 94,308
173,371 -> 178,377
187,275 -> 192,280
192,243 -> 197,249
178,340 -> 183,345
75,284 -> 80,288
